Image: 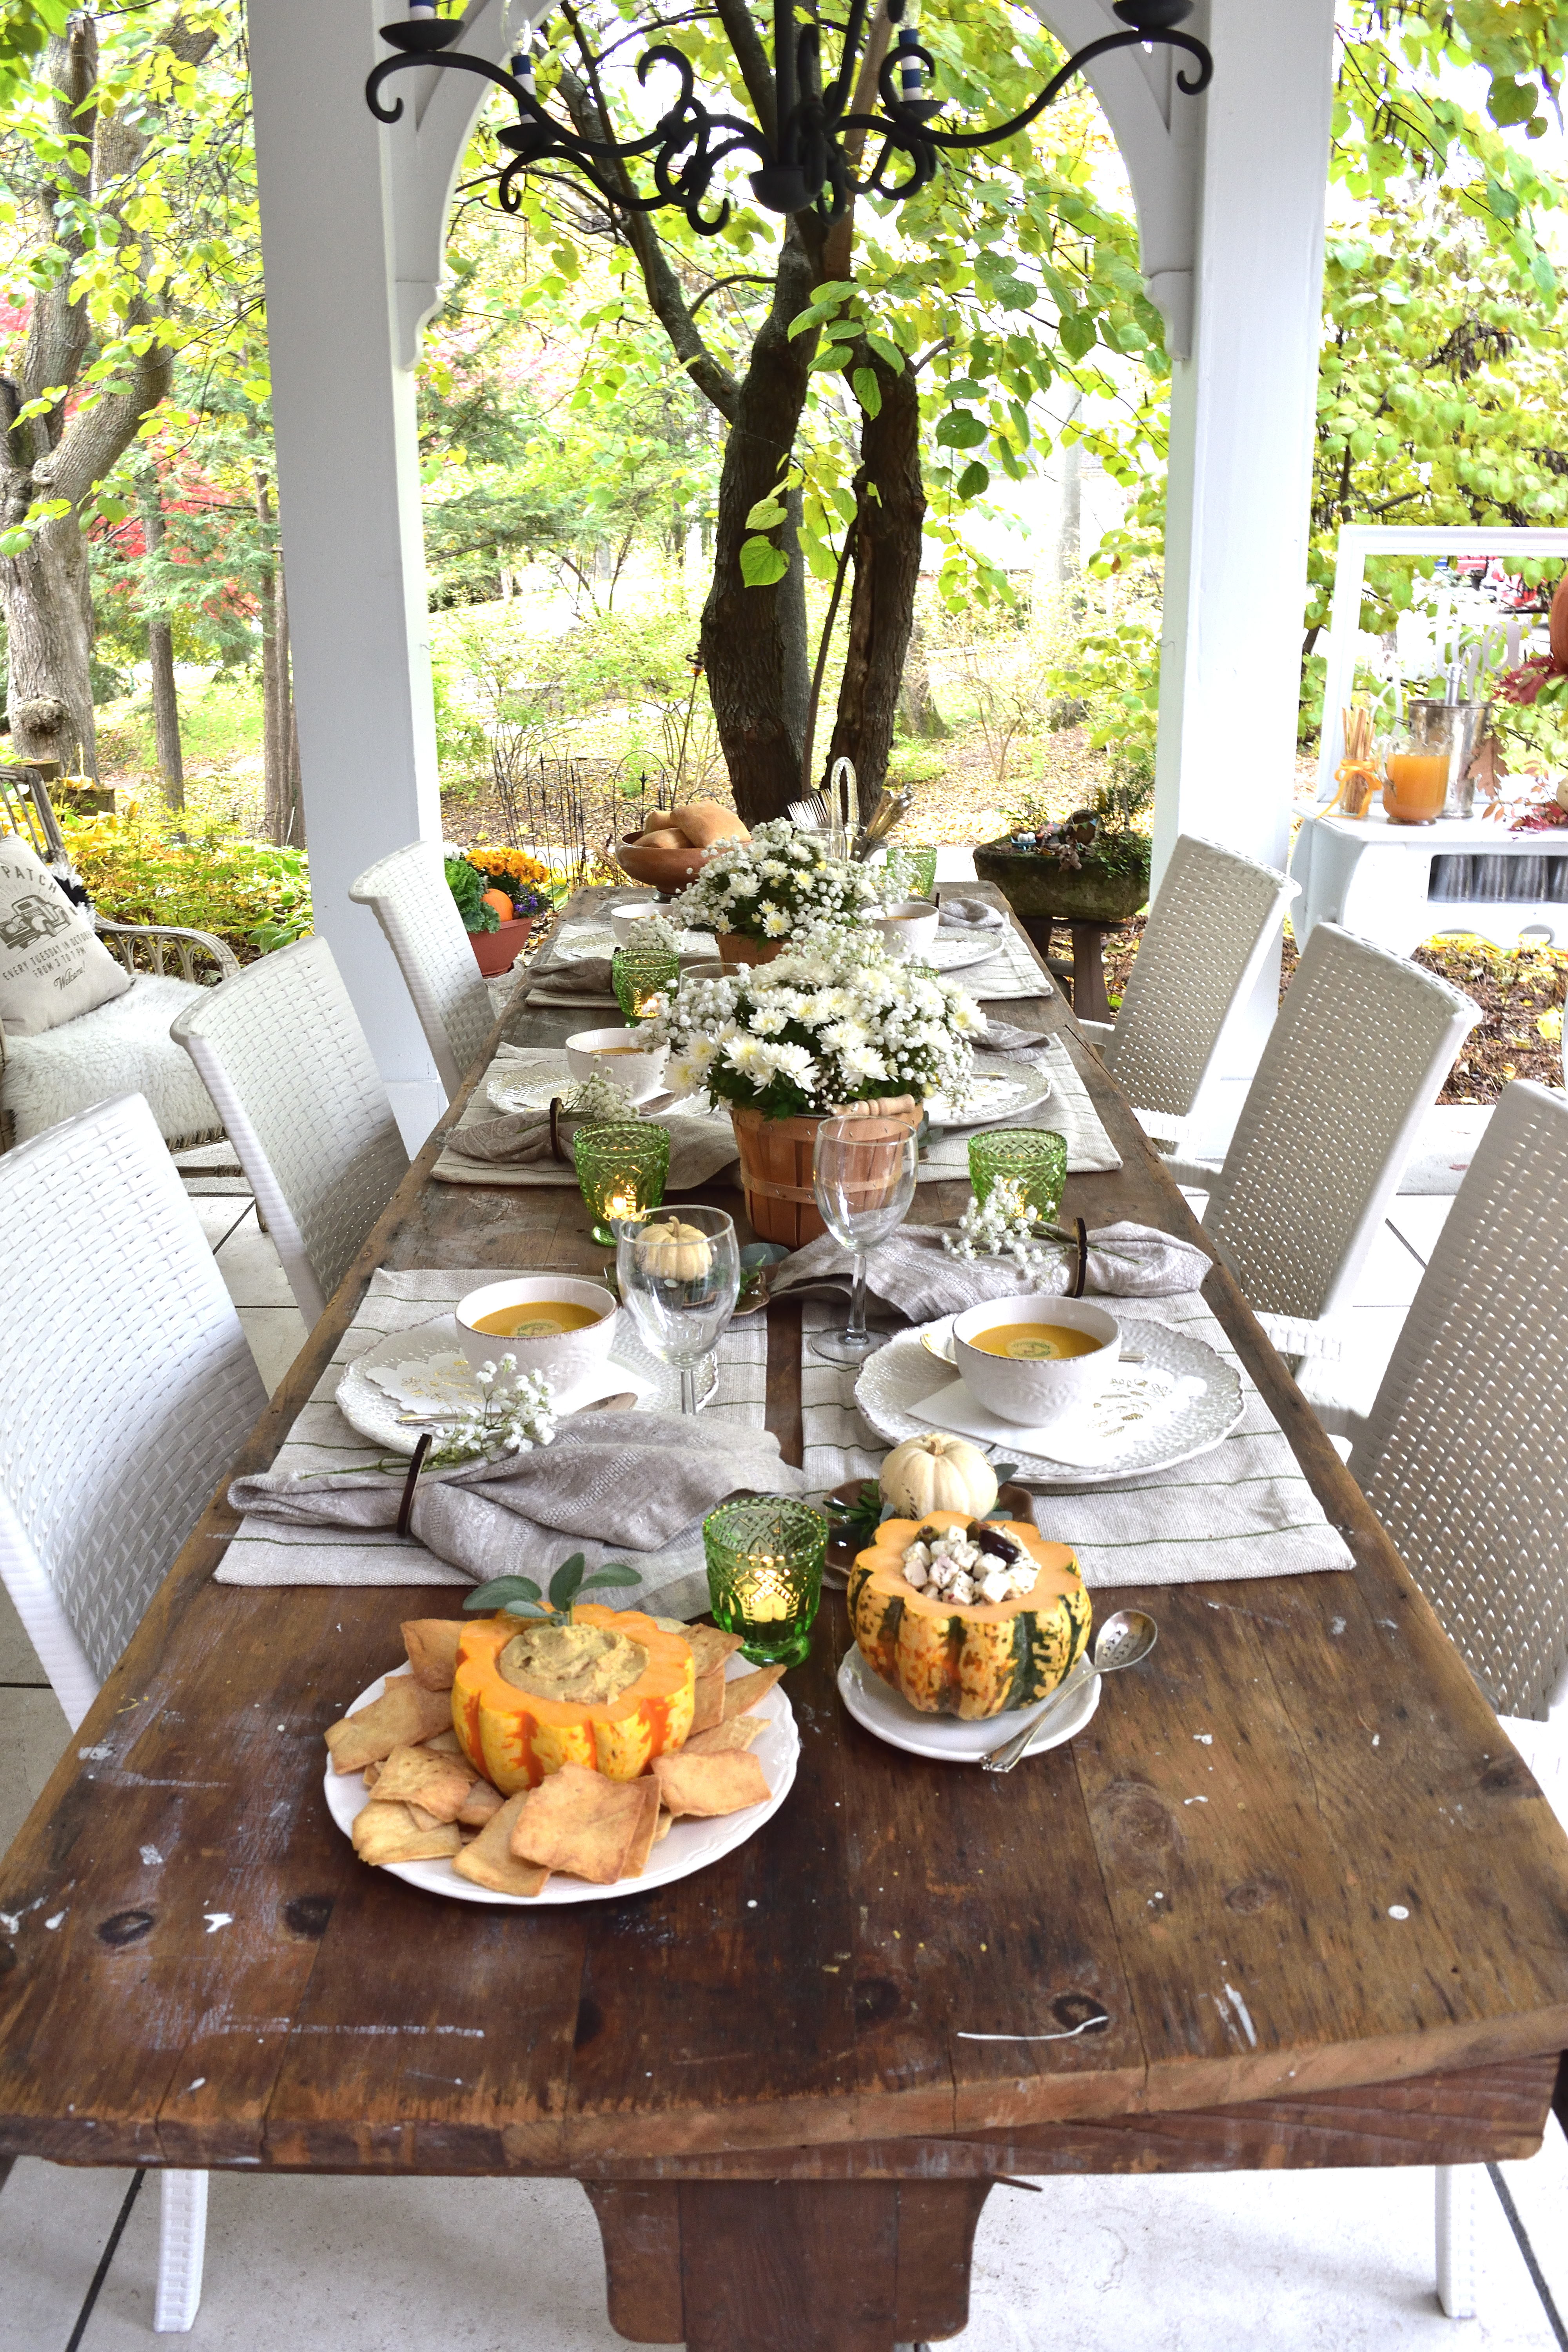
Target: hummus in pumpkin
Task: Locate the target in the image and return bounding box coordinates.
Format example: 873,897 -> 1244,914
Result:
497,1621 -> 648,1706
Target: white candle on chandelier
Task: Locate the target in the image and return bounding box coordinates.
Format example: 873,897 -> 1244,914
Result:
897,22 -> 923,104
511,48 -> 537,96
408,0 -> 436,18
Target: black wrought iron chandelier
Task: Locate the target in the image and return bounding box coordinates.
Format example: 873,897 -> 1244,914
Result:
366,0 -> 1211,234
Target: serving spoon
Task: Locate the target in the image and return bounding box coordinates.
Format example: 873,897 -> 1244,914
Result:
980,1608 -> 1158,1773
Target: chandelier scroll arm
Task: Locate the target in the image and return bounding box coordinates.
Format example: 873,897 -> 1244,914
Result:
874,25 -> 1210,153
366,47 -> 530,125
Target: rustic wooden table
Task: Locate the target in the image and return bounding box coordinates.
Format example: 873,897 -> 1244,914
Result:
3,887 -> 1567,2352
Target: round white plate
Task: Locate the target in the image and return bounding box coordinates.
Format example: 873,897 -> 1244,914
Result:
924,1053 -> 1053,1130
336,1314 -> 717,1455
837,1644 -> 1100,1763
552,926 -> 713,964
324,1655 -> 798,1905
855,1315 -> 1243,1486
928,933 -> 1006,973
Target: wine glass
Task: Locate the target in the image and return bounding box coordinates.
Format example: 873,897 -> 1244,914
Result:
616,1203 -> 741,1414
809,1110 -> 919,1365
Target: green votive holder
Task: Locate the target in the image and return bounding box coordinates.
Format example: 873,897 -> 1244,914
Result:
573,1120 -> 670,1246
703,1495 -> 827,1668
613,946 -> 681,1025
967,1128 -> 1069,1224
909,844 -> 938,899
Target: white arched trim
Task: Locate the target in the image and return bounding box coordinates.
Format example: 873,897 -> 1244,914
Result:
381,0 -> 1204,365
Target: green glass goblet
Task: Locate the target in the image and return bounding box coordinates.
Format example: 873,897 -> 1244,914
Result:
704,1495 -> 827,1667
909,844 -> 938,899
613,946 -> 681,1025
572,1120 -> 670,1247
967,1128 -> 1069,1224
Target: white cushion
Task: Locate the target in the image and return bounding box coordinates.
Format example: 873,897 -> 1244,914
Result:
0,835 -> 132,1034
2,974 -> 223,1145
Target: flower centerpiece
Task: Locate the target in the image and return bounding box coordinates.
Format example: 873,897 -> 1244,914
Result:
651,920 -> 980,1243
973,773 -> 1154,929
669,817 -> 885,965
447,845 -> 553,977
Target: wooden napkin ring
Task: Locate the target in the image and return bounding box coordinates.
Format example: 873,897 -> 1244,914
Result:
397,1432 -> 432,1537
1071,1217 -> 1089,1299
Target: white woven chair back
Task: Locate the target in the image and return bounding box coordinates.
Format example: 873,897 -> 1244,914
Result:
1102,835 -> 1298,1121
0,1093 -> 265,1728
169,937 -> 409,1325
1349,1080 -> 1568,1720
1202,923 -> 1479,1325
348,840 -> 495,1103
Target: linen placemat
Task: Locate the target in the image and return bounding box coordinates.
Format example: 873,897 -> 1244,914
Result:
798,1294 -> 1353,1588
941,918 -> 1055,1002
216,1268 -> 768,1617
432,1045 -> 740,1189
919,1038 -> 1120,1179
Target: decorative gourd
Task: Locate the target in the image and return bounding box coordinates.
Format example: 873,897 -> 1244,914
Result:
481,887 -> 514,922
452,1602 -> 695,1791
637,828 -> 685,849
879,1434 -> 998,1522
848,1512 -> 1091,1719
636,1217 -> 713,1280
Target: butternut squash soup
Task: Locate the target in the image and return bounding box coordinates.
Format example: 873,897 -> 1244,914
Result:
471,1300 -> 608,1339
965,1322 -> 1104,1362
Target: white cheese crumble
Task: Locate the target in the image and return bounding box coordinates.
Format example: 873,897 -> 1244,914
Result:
901,1522 -> 1035,1606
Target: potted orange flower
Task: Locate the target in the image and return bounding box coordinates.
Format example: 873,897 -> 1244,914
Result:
447,846 -> 552,976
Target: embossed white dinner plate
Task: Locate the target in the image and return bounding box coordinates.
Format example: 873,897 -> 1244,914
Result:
927,933 -> 1008,972
922,1053 -> 1053,1130
551,925 -> 713,963
324,1655 -> 798,1904
855,1316 -> 1242,1486
336,1314 -> 716,1455
837,1644 -> 1100,1763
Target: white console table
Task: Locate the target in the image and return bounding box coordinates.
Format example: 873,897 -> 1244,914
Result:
1290,806 -> 1568,957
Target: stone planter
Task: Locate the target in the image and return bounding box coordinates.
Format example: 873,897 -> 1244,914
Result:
971,840 -> 1151,926
468,914 -> 533,978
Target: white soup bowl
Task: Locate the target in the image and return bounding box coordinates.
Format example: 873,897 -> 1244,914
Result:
871,899 -> 940,960
951,1294 -> 1121,1431
455,1275 -> 618,1391
564,1025 -> 670,1104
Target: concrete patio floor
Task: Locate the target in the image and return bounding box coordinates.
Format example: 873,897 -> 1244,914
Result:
4,1114 -> 1564,2347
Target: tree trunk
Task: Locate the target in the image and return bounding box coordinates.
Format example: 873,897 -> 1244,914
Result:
0,515 -> 98,775
139,485 -> 184,809
897,617 -> 947,740
699,226 -> 820,828
274,567 -> 305,850
824,355 -> 926,822
1052,398 -> 1083,589
256,465 -> 304,847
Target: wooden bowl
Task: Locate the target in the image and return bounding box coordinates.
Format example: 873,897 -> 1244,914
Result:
615,833 -> 710,892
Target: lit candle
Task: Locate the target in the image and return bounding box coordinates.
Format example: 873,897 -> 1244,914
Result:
735,1559 -> 794,1622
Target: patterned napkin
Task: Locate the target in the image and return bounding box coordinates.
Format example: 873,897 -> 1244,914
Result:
216,1269 -> 775,1619
799,1292 -> 1353,1588
769,1221 -> 1210,1323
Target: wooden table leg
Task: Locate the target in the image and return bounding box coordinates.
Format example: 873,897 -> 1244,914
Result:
1068,920 -> 1114,1024
584,2176 -> 995,2350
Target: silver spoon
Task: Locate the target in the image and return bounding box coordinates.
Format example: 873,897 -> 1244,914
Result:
980,1608 -> 1158,1773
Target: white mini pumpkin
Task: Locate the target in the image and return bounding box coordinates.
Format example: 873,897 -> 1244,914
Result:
878,1434 -> 998,1522
635,1217 -> 713,1281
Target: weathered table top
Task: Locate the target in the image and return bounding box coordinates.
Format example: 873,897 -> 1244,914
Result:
3,886 -> 1566,2212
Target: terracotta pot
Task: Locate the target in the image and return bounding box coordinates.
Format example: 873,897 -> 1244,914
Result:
972,839 -> 1151,926
615,833 -> 711,892
730,1097 -> 919,1247
468,914 -> 533,977
718,933 -> 785,968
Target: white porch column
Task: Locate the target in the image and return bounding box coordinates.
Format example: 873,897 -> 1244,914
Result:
249,0 -> 449,1148
1151,0 -> 1336,1076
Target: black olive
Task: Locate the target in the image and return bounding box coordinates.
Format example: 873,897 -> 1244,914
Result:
975,1525 -> 1021,1563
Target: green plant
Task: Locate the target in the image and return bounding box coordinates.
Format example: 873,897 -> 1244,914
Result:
245,846 -> 312,952
464,1553 -> 642,1623
445,854 -> 499,933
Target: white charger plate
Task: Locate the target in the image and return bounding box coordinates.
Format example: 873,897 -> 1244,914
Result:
837,1644 -> 1100,1763
927,933 -> 1008,973
335,1314 -> 717,1456
923,1052 -> 1053,1129
323,1655 -> 798,1905
552,925 -> 714,963
855,1315 -> 1243,1486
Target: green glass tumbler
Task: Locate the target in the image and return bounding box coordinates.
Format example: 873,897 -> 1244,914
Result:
703,1495 -> 827,1667
572,1120 -> 670,1246
909,844 -> 938,899
967,1128 -> 1069,1224
613,946 -> 680,1024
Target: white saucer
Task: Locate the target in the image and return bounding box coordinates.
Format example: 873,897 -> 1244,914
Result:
837,1644 -> 1100,1762
336,1314 -> 717,1455
923,1052 -> 1053,1129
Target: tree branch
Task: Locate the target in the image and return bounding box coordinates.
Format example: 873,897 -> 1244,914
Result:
711,0 -> 777,145
690,272 -> 774,316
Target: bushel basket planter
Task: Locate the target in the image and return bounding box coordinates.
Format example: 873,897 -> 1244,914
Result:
730,1098 -> 918,1247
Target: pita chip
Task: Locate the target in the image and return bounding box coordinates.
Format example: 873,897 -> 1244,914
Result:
684,1716 -> 764,1756
722,1664 -> 784,1721
352,1800 -> 462,1866
689,1666 -> 726,1735
372,1742 -> 476,1824
325,1674 -> 453,1773
686,1625 -> 745,1676
457,1778 -> 505,1829
622,1779 -> 663,1878
401,1618 -> 463,1691
454,1791 -> 549,1897
653,1750 -> 771,1820
509,1764 -> 647,1884
653,1808 -> 674,1844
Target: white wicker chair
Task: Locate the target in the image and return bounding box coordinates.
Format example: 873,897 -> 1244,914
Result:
1330,1078 -> 1568,2318
348,840 -> 497,1103
1164,923 -> 1479,1358
0,1091 -> 268,2332
169,936 -> 409,1326
1076,834 -> 1299,1145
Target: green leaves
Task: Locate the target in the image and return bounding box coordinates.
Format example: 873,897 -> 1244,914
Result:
744,495 -> 788,530
740,535 -> 789,587
851,367 -> 882,419
935,409 -> 986,450
954,461 -> 990,500
463,1553 -> 643,1621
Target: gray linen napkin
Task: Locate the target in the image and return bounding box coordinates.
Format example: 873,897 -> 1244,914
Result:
938,896 -> 1005,931
524,955 -> 617,1004
446,1103 -> 739,1187
770,1221 -> 1210,1323
975,1015 -> 1047,1054
228,1411 -> 802,1587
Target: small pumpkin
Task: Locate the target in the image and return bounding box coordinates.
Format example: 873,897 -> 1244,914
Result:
879,1433 -> 997,1522
635,1216 -> 713,1281
848,1512 -> 1090,1719
481,887 -> 514,922
452,1602 -> 695,1791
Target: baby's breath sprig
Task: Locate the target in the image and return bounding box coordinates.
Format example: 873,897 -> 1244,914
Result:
423,1354 -> 559,1468
943,1177 -> 1138,1280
